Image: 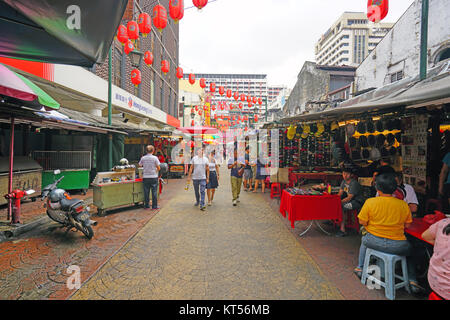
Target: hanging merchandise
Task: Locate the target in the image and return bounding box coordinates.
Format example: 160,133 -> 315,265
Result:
193,0 -> 208,10
356,121 -> 366,134
144,51 -> 154,65
169,0 -> 184,23
359,135 -> 369,148
131,68 -> 141,87
386,133 -> 395,146
346,123 -> 356,136
127,21 -> 139,41
153,4 -> 168,32
331,121 -> 339,132
368,134 -> 376,147
370,147 -> 381,161
161,60 -> 170,74
117,25 -> 129,45
303,124 -> 311,135
287,125 -> 296,140
124,39 -> 134,55
376,120 -> 384,132
176,67 -> 183,79
376,133 -> 386,147
366,120 -> 375,133
367,0 -> 389,23
189,73 -> 196,85
138,12 -> 151,37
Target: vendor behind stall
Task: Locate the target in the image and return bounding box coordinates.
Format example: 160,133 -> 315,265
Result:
336,164 -> 364,237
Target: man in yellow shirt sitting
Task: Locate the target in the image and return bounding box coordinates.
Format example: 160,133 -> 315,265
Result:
354,173 -> 423,293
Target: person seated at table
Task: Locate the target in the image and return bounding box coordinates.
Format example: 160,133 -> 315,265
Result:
354,173 -> 424,293
336,165 -> 364,237
422,217 -> 450,300
394,172 -> 419,215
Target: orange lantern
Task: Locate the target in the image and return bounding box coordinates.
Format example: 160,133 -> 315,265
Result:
161,60 -> 170,74
117,25 -> 128,45
226,89 -> 232,98
124,39 -> 134,55
210,82 -> 216,93
169,0 -> 184,23
193,0 -> 208,10
131,69 -> 141,87
176,67 -> 183,79
144,51 -> 154,65
367,0 -> 389,22
189,73 -> 196,85
127,21 -> 139,41
138,13 -> 151,37
199,78 -> 206,88
153,4 -> 168,32
219,86 -> 225,96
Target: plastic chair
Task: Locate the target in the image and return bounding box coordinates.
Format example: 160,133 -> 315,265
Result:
270,183 -> 282,199
361,248 -> 410,300
345,209 -> 360,233
429,291 -> 444,300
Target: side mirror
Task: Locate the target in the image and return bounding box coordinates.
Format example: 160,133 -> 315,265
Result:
54,170 -> 61,175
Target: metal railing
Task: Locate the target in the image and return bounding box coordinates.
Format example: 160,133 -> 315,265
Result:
32,151 -> 91,170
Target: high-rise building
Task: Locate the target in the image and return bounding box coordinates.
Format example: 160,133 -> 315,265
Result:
315,12 -> 394,67
183,73 -> 268,114
267,85 -> 288,104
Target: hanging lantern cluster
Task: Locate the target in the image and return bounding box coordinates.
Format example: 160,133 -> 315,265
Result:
138,12 -> 151,37
161,60 -> 170,74
176,67 -> 184,79
193,0 -> 208,10
153,4 -> 168,32
169,0 -> 184,23
144,51 -> 154,65
131,68 -> 142,87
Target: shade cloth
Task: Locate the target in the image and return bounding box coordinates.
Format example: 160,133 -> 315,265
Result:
279,190 -> 343,228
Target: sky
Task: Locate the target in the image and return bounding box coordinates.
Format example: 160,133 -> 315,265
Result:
179,0 -> 415,89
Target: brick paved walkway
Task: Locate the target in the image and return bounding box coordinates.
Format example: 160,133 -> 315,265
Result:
72,167 -> 344,300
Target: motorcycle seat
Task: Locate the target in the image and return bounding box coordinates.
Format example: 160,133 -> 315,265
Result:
60,198 -> 83,211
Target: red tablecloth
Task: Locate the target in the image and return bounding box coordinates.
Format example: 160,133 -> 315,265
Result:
279,190 -> 343,228
405,218 -> 433,245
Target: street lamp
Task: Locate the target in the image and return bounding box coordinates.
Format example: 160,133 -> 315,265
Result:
129,49 -> 143,68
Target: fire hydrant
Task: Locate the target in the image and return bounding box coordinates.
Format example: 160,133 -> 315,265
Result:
4,189 -> 26,224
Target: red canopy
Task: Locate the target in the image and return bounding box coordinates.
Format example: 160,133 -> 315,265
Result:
177,126 -> 218,134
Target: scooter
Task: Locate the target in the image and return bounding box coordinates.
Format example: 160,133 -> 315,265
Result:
41,170 -> 97,239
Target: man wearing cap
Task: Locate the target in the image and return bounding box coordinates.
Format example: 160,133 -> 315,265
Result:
336,165 -> 364,237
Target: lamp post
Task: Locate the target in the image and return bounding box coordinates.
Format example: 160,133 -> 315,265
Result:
419,0 -> 429,81
108,47 -> 112,170
129,49 -> 143,68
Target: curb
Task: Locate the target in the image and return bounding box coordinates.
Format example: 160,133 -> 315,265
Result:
0,215 -> 50,243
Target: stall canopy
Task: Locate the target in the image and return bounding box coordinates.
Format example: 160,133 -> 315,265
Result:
177,126 -> 219,135
282,62 -> 450,123
0,0 -> 128,67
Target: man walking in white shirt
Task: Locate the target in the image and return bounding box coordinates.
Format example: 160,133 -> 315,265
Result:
187,147 -> 210,211
139,145 -> 161,210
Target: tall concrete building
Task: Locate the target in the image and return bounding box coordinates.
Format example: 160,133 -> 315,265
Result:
315,12 -> 394,67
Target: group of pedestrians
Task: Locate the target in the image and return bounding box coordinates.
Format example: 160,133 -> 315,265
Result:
186,146 -> 270,209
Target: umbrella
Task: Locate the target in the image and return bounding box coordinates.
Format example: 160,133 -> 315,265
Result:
0,63 -> 60,110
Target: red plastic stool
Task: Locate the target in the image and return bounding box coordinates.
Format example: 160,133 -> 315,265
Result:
271,183 -> 282,199
429,291 -> 444,300
345,209 -> 360,233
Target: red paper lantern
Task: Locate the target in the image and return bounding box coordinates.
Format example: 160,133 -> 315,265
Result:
176,67 -> 183,79
212,105 -> 216,111
131,68 -> 141,87
117,25 -> 128,45
214,114 -> 217,120
161,60 -> 170,74
189,73 -> 196,85
252,97 -> 257,104
246,95 -> 252,103
232,116 -> 236,121
258,98 -> 263,105
219,86 -> 225,96
367,0 -> 389,22
127,21 -> 139,41
238,115 -> 241,121
193,0 -> 208,10
220,105 -> 224,111
169,0 -> 184,23
195,105 -> 198,111
144,51 -> 154,65
226,89 -> 232,98
229,104 -> 233,110
198,110 -> 202,116
153,4 -> 168,32
138,13 -> 151,37
199,78 -> 206,88
191,108 -> 195,114
210,82 -> 216,93
248,102 -> 253,108
191,120 -> 195,126
234,92 -> 239,101
124,39 -> 134,55
240,94 -> 246,102
254,115 -> 259,122
203,105 -> 208,111
239,103 -> 243,109
244,115 -> 248,121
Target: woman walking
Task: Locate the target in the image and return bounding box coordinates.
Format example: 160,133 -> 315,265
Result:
207,150 -> 220,206
253,156 -> 269,193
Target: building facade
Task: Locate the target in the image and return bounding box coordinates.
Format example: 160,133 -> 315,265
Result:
355,0 -> 450,91
315,12 -> 394,67
94,0 -> 179,119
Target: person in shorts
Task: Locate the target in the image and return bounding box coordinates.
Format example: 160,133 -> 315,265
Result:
139,145 -> 161,210
243,147 -> 253,191
206,150 -> 219,206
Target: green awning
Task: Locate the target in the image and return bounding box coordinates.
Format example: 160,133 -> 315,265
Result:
14,73 -> 60,110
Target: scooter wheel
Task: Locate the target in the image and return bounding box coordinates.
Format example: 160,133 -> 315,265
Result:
80,224 -> 94,239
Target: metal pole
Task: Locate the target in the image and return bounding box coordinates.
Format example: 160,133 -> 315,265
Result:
420,0 -> 429,81
108,47 -> 113,170
265,98 -> 268,122
7,117 -> 14,221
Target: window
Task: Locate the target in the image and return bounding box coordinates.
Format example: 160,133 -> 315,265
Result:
390,71 -> 404,83
114,49 -> 122,88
